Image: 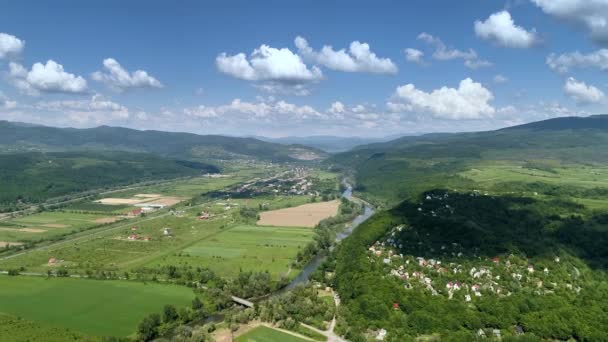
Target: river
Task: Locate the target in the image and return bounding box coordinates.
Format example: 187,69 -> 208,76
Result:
283,184 -> 375,290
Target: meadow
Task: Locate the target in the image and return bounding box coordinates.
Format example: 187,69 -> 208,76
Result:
150,224 -> 315,278
0,276 -> 195,337
234,326 -> 309,342
0,211 -> 119,244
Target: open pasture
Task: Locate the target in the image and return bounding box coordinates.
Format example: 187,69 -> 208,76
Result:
460,162 -> 608,189
0,211 -> 118,243
0,276 -> 194,337
234,325 -> 309,342
257,200 -> 340,228
154,224 -> 315,278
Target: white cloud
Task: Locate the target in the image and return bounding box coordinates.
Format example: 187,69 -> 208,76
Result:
9,60 -> 87,95
564,77 -> 605,104
404,48 -> 425,64
547,49 -> 608,73
0,92 -> 17,109
216,44 -> 322,83
328,101 -> 346,114
493,74 -> 509,84
474,11 -> 538,48
417,33 -> 492,69
532,0 -> 608,45
0,33 -> 24,59
295,36 -> 398,74
36,94 -> 129,115
391,78 -> 496,119
91,58 -> 163,91
184,98 -> 322,121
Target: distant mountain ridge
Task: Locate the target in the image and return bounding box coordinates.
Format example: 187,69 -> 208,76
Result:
254,135 -> 402,152
501,114 -> 608,131
0,121 -> 327,162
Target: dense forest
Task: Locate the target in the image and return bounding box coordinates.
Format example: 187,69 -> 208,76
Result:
333,191 -> 608,341
0,151 -> 218,210
0,121 -> 326,162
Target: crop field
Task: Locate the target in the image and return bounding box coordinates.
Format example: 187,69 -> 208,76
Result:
460,161 -> 608,189
257,200 -> 340,228
151,224 -> 315,278
235,325 -> 309,342
0,276 -> 194,337
62,202 -> 131,214
0,211 -> 120,243
0,313 -> 97,342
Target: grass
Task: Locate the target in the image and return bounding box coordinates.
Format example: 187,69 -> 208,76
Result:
0,313 -> 99,342
152,224 -> 315,278
235,326 -> 310,342
0,276 -> 194,337
0,211 -> 115,243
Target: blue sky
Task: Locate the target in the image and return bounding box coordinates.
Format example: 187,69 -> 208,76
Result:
0,0 -> 607,137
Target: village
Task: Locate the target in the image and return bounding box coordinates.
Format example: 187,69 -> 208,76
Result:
230,167 -> 328,198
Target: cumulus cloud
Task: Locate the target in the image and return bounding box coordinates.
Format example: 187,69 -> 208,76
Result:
216,44 -> 322,95
184,98 -> 322,121
295,36 -> 398,74
33,94 -> 132,125
390,78 -> 496,119
328,101 -> 346,114
8,60 -> 87,95
216,44 -> 322,83
493,74 -> 509,84
404,48 -> 425,64
532,0 -> 608,45
547,49 -> 608,73
564,77 -> 605,104
417,33 -> 492,69
0,33 -> 24,59
474,11 -> 538,48
91,58 -> 163,91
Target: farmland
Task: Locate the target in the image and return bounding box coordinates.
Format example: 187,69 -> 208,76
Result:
153,224 -> 315,278
234,326 -> 309,342
0,211 -> 122,244
0,276 -> 195,337
257,200 -> 341,228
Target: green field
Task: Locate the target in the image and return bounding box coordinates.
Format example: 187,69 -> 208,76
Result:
0,211 -> 117,243
151,224 -> 315,278
235,326 -> 309,342
0,314 -> 98,342
0,276 -> 194,337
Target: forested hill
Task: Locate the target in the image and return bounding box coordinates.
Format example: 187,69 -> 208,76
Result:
0,121 -> 327,162
0,151 -> 218,211
327,115 -> 608,206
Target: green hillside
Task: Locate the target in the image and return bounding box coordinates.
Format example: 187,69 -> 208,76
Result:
329,115 -> 608,340
328,115 -> 608,206
0,151 -> 218,210
0,121 -> 327,162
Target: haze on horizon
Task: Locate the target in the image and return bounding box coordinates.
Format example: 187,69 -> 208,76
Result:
0,0 -> 607,137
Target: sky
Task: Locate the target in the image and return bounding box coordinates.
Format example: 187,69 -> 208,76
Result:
0,0 -> 607,137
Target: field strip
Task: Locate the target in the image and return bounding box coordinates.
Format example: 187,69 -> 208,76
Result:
0,174 -> 264,261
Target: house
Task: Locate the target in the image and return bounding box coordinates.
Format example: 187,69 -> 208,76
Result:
198,211 -> 210,220
143,236 -> 152,241
128,208 -> 143,217
48,257 -> 57,264
465,294 -> 471,302
492,257 -> 500,263
493,329 -> 501,338
127,234 -> 139,241
131,226 -> 138,231
527,265 -> 535,273
477,329 -> 486,337
163,228 -> 172,236
392,303 -> 400,310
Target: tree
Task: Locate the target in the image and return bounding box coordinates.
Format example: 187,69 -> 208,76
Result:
137,313 -> 161,341
192,296 -> 203,311
163,304 -> 179,323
